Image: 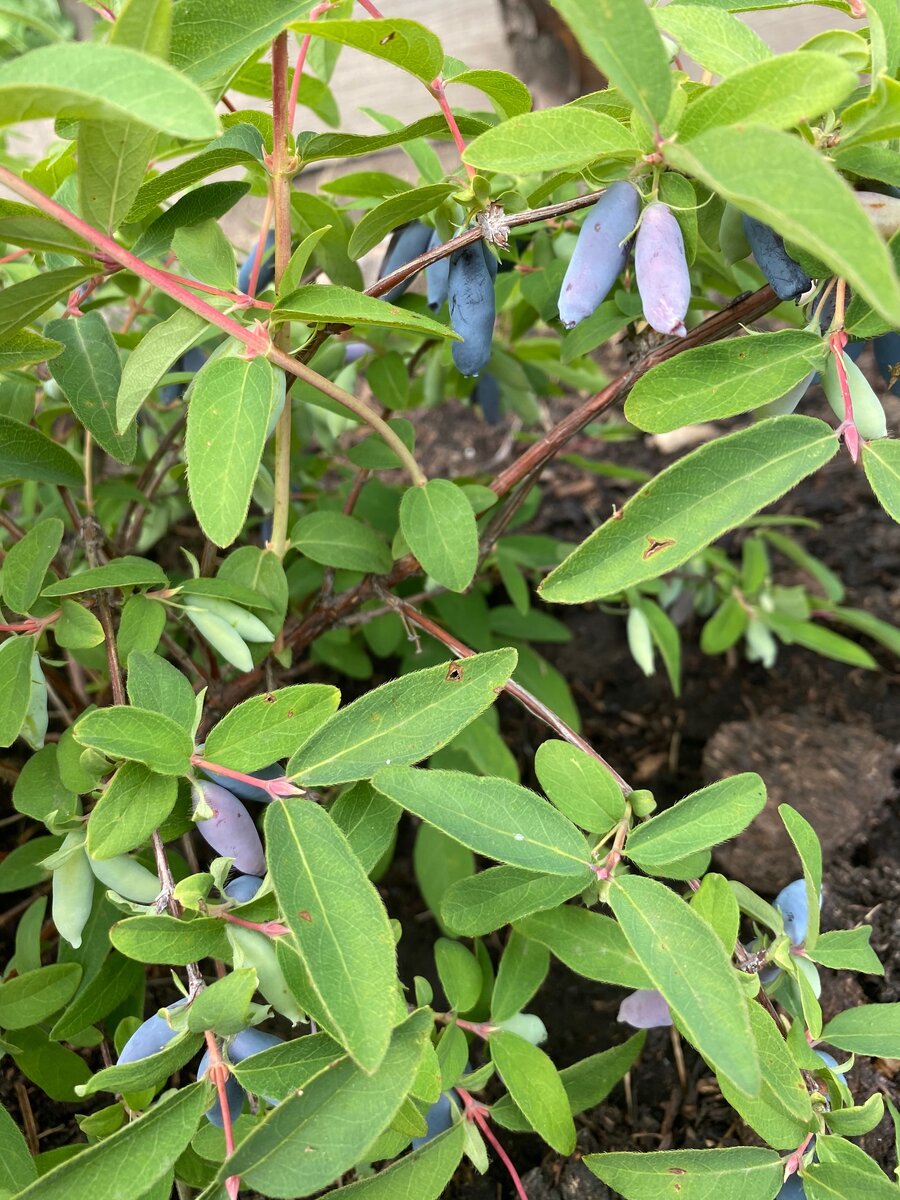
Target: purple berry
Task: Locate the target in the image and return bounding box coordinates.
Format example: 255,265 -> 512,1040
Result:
617,989 -> 672,1029
472,373 -> 501,424
224,875 -> 264,903
379,221 -> 433,302
558,181 -> 640,329
426,229 -> 449,312
412,1091 -> 456,1149
774,879 -> 821,948
343,342 -> 369,364
635,202 -> 691,338
192,781 -> 266,875
742,217 -> 811,302
448,240 -> 496,377
197,1048 -> 245,1128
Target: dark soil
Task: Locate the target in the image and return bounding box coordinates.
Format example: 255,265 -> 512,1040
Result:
2,344 -> 899,1197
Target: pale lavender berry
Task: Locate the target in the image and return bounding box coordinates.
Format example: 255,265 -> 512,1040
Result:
558,181 -> 640,329
617,989 -> 672,1029
193,781 -> 266,875
635,202 -> 691,338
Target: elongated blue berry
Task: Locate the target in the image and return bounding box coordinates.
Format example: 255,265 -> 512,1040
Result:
558,181 -> 639,329
472,372 -> 501,424
117,999 -> 187,1064
635,202 -> 691,338
193,781 -> 266,875
198,1047 -> 246,1127
412,1092 -> 456,1149
448,240 -> 496,377
774,879 -> 821,947
742,216 -> 811,302
378,221 -> 433,302
426,229 -> 449,312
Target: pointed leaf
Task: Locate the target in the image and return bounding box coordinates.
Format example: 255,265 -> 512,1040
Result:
0,266 -> 92,341
514,905 -> 650,988
373,768 -> 593,877
325,1123 -> 465,1199
348,184 -> 454,259
862,438 -> 900,523
74,706 -> 193,775
823,1003 -> 900,1057
0,44 -> 218,138
265,800 -> 398,1073
289,649 -> 516,786
609,874 -> 760,1097
291,512 -> 392,574
441,867 -> 585,937
289,17 -> 443,84
42,556 -> 167,596
87,763 -> 178,859
0,413 -> 82,486
540,416 -> 838,602
204,684 -> 340,772
490,1031 -> 575,1154
1,517 -> 63,613
274,284 -> 459,338
186,355 -> 274,549
666,125 -> 900,327
585,1147 -> 783,1199
0,634 -> 36,747
463,106 -> 639,174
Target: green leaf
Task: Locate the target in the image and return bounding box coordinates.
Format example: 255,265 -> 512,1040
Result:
298,114 -> 489,166
274,284 -> 459,339
766,613 -> 876,669
0,44 -> 218,138
534,738 -> 625,830
400,480 -> 478,593
463,105 -> 639,174
325,1123 -> 465,1199
435,939 -> 482,1012
126,651 -> 197,732
690,873 -> 739,953
229,1032 -> 344,1100
173,220 -> 236,291
18,1082 -> 209,1200
446,68 -> 531,119
803,1162 -> 900,1199
87,763 -> 178,860
0,330 -> 64,371
289,17 -> 443,83
822,1003 -> 900,1057
824,1093 -> 885,1137
117,594 -> 167,661
116,310 -> 209,433
0,266 -> 92,342
514,905 -> 651,988
540,416 -> 838,602
862,438 -> 900,523
50,953 -> 144,1040
551,0 -> 673,128
0,1099 -> 36,1194
680,52 -> 856,140
654,4 -> 770,75
186,969 -> 257,1036
125,124 -> 264,221
0,634 -> 36,747
12,744 -> 74,823
55,600 -> 105,651
490,1030 -> 575,1153
80,1028 -> 204,1098
0,835 -> 59,893
1,517 -> 63,613
491,931 -> 549,1022
373,768 -> 593,877
131,180 -> 249,262
289,648 -> 517,786
779,803 -> 822,951
625,774 -> 766,872
348,184 -> 454,259
74,706 -> 193,775
666,127 -> 900,327
78,0 -> 172,233
185,355 -> 274,549
42,557 -> 168,597
585,1146 -> 783,1199
9,1025 -> 91,1102
0,413 -> 82,487
609,874 -> 760,1097
717,1002 -> 814,1148
170,0 -> 309,89
110,915 -> 229,965
811,927 -> 883,975
0,962 -> 82,1030
223,1009 -> 431,1196
492,1033 -> 646,1131
625,331 -> 826,433
204,684 -> 339,773
291,512 -> 392,574
265,800 -> 398,1073
441,867 -> 584,937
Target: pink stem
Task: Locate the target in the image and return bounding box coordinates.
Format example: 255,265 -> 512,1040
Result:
246,193 -> 274,300
288,1 -> 335,131
356,0 -> 385,15
221,912 -> 289,936
0,165 -> 269,358
156,267 -> 273,310
192,756 -> 303,798
0,247 -> 30,265
456,1087 -> 528,1200
429,78 -> 476,179
203,1032 -> 240,1200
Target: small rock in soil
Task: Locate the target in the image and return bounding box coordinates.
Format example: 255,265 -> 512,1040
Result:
521,1130 -> 612,1200
704,710 -> 896,894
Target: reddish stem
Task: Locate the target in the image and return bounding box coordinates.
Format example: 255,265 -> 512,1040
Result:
288,1 -> 335,131
429,77 -> 476,179
456,1087 -> 528,1200
221,912 -> 290,936
191,756 -> 304,798
356,0 -> 385,14
246,193 -> 274,300
155,267 -> 273,310
0,610 -> 61,635
203,1032 -> 240,1200
0,247 -> 30,265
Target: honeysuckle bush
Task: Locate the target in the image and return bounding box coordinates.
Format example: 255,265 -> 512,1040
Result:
1,0 -> 900,1198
